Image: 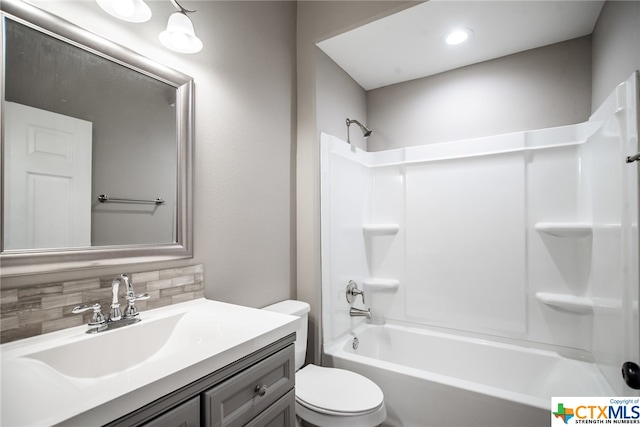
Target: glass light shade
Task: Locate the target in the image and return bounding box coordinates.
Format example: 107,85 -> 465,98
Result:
159,12 -> 203,54
96,0 -> 151,23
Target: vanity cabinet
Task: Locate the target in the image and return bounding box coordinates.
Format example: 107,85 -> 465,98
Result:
106,335 -> 295,427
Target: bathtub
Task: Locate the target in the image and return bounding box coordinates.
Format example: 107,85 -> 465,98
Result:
323,322 -> 614,427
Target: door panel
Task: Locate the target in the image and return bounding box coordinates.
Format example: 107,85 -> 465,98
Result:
4,102 -> 92,250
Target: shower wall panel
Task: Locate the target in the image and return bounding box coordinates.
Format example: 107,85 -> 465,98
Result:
585,118 -> 624,386
404,153 -> 527,335
588,73 -> 639,394
365,165 -> 406,320
321,135 -> 373,345
525,145 -> 593,352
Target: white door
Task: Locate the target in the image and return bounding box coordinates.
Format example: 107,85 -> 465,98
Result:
3,102 -> 92,250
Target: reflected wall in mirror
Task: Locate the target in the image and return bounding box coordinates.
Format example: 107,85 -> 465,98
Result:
1,0 -> 193,276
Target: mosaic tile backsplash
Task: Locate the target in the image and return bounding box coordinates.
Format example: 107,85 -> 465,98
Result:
0,264 -> 204,344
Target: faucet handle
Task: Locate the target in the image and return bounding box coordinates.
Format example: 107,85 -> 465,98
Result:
126,292 -> 150,307
346,280 -> 365,304
72,303 -> 107,333
123,293 -> 150,318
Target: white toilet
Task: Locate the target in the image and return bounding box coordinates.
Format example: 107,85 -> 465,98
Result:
263,300 -> 386,427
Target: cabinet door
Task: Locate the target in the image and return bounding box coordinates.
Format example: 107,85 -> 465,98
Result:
142,396 -> 200,427
245,390 -> 296,427
203,345 -> 295,427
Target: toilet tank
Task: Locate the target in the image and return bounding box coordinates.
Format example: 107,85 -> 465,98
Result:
262,300 -> 309,371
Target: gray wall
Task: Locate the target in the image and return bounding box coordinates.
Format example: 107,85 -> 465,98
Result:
591,0 -> 640,111
316,48 -> 368,151
4,1 -> 297,311
366,36 -> 593,151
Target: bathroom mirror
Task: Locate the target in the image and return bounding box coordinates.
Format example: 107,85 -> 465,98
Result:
0,0 -> 193,276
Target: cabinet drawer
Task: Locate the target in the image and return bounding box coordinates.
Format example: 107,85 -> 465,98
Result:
245,389 -> 295,427
203,344 -> 295,427
141,396 -> 199,427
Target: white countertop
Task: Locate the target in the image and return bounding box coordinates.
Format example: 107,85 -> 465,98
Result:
0,298 -> 298,426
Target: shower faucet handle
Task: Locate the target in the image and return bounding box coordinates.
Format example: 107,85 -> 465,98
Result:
346,280 -> 365,304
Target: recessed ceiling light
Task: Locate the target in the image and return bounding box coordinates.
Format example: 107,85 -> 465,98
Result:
444,28 -> 473,45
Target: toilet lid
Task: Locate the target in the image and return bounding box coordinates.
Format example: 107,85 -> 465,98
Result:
295,364 -> 384,415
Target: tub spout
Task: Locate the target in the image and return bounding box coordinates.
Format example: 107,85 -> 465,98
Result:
350,307 -> 371,320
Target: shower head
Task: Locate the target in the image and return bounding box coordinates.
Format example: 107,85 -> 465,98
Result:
346,118 -> 372,145
346,118 -> 372,137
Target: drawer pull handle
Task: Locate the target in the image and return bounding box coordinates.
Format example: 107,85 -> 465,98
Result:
255,384 -> 268,397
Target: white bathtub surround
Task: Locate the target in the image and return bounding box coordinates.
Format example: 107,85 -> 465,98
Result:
321,72 -> 639,425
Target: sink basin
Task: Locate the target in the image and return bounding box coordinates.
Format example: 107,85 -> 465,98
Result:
26,313 -> 185,379
1,298 -> 298,427
22,304 -> 267,380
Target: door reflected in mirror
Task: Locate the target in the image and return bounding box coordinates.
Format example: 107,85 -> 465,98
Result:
4,102 -> 93,250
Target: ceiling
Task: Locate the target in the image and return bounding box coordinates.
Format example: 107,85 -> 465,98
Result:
317,0 -> 605,91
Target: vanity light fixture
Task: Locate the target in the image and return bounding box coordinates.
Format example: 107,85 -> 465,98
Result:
96,0 -> 151,23
444,28 -> 473,45
159,0 -> 203,54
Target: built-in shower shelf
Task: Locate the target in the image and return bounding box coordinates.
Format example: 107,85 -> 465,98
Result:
534,222 -> 593,238
535,292 -> 593,314
363,278 -> 400,291
362,224 -> 400,235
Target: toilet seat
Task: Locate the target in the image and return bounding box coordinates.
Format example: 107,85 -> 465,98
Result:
295,364 -> 386,426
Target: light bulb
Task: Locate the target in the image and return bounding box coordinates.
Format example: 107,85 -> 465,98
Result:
444,28 -> 473,45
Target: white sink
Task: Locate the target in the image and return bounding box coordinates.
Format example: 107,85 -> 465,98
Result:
26,313 -> 185,379
1,298 -> 298,426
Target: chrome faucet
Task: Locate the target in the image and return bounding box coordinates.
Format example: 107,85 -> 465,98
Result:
73,273 -> 150,334
350,307 -> 372,320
